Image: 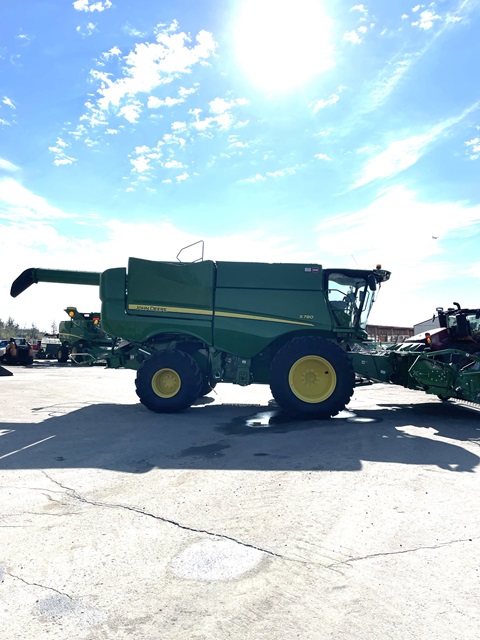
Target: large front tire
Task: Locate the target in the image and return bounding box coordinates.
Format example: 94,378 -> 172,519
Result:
135,350 -> 203,413
270,336 -> 355,418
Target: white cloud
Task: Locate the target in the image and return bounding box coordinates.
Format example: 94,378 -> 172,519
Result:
175,172 -> 189,182
343,30 -> 362,44
118,101 -> 142,123
350,4 -> 368,15
363,2 -> 472,113
412,9 -> 442,29
465,137 -> 480,160
147,95 -> 184,108
0,177 -> 77,221
178,85 -> 198,98
187,98 -> 248,133
102,46 -> 121,60
312,93 -> 340,113
95,28 -> 216,110
130,156 -> 151,173
243,166 -> 298,183
73,0 -> 112,12
129,143 -> 163,174
315,153 -> 332,161
314,186 -> 480,325
48,138 -> 77,166
0,158 -> 20,172
209,97 -> 248,114
164,160 -> 185,169
353,101 -> 480,187
2,97 -> 16,109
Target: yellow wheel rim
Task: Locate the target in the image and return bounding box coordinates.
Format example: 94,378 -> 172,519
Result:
288,356 -> 336,403
152,368 -> 181,398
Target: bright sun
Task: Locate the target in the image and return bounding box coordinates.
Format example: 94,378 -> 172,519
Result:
233,0 -> 334,93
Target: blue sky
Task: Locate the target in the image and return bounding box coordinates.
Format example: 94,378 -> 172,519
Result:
1,0 -> 480,331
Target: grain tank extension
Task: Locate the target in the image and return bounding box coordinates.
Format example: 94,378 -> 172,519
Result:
11,258 -> 390,417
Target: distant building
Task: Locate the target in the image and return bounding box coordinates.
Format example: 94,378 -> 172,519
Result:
413,316 -> 440,335
367,324 -> 414,343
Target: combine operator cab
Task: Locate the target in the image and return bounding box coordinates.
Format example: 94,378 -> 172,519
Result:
325,266 -> 389,335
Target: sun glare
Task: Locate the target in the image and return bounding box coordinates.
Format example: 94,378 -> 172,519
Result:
233,0 -> 334,93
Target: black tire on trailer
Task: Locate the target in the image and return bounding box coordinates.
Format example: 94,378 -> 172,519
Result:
269,336 -> 355,418
135,349 -> 203,413
57,346 -> 69,363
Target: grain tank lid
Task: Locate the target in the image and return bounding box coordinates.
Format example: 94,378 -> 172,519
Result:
11,267 -> 101,298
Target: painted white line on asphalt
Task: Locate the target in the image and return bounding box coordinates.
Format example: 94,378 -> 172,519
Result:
0,435 -> 56,459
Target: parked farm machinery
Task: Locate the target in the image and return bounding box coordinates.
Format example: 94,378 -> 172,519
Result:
350,304 -> 480,405
55,307 -> 114,364
12,258 -> 480,415
11,259 -> 389,416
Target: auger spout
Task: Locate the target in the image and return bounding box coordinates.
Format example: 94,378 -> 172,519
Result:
10,268 -> 101,298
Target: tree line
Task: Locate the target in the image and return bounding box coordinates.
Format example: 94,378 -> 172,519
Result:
0,317 -> 57,341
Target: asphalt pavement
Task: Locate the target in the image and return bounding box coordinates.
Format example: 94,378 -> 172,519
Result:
1,362 -> 479,640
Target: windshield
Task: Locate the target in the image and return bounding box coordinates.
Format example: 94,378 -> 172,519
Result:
327,273 -> 375,329
446,310 -> 480,337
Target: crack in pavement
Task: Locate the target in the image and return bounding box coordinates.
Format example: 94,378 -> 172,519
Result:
42,471 -> 288,560
7,571 -> 72,599
327,537 -> 477,568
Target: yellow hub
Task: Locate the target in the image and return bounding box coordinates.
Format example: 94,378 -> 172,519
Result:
152,368 -> 182,398
288,355 -> 336,403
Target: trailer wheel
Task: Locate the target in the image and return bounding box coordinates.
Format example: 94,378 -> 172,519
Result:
270,336 -> 355,418
135,350 -> 203,413
57,346 -> 69,363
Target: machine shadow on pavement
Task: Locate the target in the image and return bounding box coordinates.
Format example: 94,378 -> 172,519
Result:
1,399 -> 479,474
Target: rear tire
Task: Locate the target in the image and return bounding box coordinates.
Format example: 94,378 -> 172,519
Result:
270,336 -> 355,418
135,350 -> 203,413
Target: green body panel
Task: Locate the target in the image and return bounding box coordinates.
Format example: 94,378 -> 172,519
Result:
213,262 -> 332,357
100,263 -> 215,344
100,259 -> 337,357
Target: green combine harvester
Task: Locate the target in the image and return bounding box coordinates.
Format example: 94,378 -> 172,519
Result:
10,256 -> 480,416
56,307 -> 114,364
